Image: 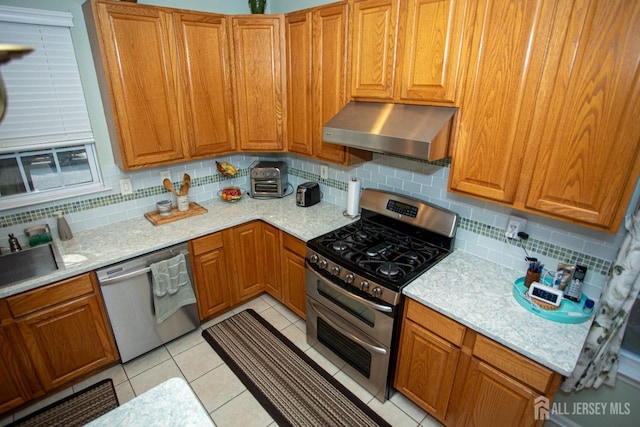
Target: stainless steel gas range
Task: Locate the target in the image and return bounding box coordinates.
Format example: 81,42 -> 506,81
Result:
305,189 -> 459,401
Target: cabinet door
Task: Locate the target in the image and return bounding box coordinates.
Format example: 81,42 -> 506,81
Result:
282,234 -> 307,319
397,0 -> 466,103
0,325 -> 41,414
261,222 -> 282,300
231,16 -> 286,151
286,11 -> 313,156
351,0 -> 399,99
175,12 -> 236,157
312,2 -> 351,163
457,359 -> 541,427
193,248 -> 233,320
88,1 -> 184,169
228,222 -> 265,303
15,294 -> 118,390
394,319 -> 459,423
449,0 -> 553,203
523,0 -> 640,230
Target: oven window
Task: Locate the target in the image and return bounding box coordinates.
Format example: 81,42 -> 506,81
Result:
317,281 -> 376,327
317,317 -> 371,378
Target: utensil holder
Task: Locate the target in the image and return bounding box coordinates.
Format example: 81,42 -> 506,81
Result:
177,195 -> 189,212
524,270 -> 541,288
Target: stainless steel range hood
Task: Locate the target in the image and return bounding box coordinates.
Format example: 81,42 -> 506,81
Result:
323,101 -> 458,161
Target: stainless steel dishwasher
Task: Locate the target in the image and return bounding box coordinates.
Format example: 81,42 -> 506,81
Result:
96,243 -> 199,362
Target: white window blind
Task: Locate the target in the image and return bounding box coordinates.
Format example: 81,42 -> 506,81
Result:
0,6 -> 94,152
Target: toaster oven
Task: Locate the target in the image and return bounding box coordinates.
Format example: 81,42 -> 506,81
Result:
250,161 -> 288,198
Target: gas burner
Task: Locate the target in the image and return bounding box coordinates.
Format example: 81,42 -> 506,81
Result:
332,240 -> 348,252
355,230 -> 369,241
379,261 -> 399,277
366,242 -> 392,258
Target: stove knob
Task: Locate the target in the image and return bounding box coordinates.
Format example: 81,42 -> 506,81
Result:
309,254 -> 319,264
372,287 -> 383,297
319,259 -> 328,269
331,266 -> 340,275
360,281 -> 369,291
345,273 -> 355,284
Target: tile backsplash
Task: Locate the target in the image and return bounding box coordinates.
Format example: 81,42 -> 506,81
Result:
2,152 -> 636,302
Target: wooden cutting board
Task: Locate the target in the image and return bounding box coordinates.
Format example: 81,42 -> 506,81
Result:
144,202 -> 208,225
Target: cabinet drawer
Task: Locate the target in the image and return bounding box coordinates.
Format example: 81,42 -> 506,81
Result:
405,299 -> 465,347
191,232 -> 224,256
473,334 -> 555,393
7,273 -> 94,318
283,232 -> 305,255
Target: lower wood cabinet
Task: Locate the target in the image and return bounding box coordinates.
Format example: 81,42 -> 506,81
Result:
0,322 -> 41,414
262,222 -> 283,301
395,298 -> 561,427
281,232 -> 307,319
190,231 -> 233,321
227,221 -> 265,303
1,273 -> 118,415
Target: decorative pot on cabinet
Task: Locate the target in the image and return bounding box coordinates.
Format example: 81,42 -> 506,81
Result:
249,0 -> 266,14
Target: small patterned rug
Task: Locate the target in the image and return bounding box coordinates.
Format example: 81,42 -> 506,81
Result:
8,379 -> 118,427
202,309 -> 391,427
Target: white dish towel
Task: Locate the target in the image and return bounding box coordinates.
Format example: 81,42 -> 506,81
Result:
151,253 -> 197,323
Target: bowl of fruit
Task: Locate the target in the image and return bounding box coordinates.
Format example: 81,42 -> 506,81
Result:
218,186 -> 244,202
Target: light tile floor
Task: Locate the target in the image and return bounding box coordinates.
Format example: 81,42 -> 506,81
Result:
1,294 -> 444,427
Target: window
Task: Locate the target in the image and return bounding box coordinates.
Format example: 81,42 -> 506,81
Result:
0,6 -> 105,210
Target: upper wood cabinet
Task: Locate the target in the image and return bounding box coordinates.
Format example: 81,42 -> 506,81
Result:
285,2 -> 372,165
350,0 -> 398,99
521,0 -> 640,230
350,0 -> 466,104
84,0 -> 235,169
175,12 -> 236,158
449,0 -> 640,232
230,15 -> 286,152
285,11 -> 314,156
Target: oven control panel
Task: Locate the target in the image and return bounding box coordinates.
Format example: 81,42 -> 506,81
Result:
386,200 -> 418,218
306,250 -> 400,307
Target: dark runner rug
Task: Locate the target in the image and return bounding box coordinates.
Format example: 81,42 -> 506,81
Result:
202,309 -> 391,427
8,379 -> 118,427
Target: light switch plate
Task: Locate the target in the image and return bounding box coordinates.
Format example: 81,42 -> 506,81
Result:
119,178 -> 133,196
506,216 -> 527,239
160,170 -> 171,182
320,164 -> 329,179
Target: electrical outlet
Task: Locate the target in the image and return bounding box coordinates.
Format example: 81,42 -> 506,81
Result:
320,164 -> 329,180
505,216 -> 527,239
160,170 -> 171,182
119,178 -> 133,196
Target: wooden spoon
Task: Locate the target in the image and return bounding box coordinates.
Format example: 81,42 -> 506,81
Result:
180,174 -> 191,196
163,178 -> 179,197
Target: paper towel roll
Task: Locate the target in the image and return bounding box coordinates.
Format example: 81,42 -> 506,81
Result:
346,177 -> 361,217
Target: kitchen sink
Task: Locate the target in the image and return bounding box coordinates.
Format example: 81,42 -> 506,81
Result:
0,242 -> 61,288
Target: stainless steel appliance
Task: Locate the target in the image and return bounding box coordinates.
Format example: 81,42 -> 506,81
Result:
96,243 -> 199,362
249,161 -> 288,198
305,189 -> 458,401
296,182 -> 321,207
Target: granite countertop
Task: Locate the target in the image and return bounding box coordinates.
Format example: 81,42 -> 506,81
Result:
0,196 -> 354,299
86,377 -> 214,426
2,195 -> 588,377
403,250 -> 593,376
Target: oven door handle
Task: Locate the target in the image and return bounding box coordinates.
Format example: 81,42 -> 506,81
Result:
308,299 -> 388,355
305,261 -> 393,314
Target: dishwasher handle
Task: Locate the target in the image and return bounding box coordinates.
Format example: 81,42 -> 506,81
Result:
98,266 -> 151,286
97,246 -> 189,286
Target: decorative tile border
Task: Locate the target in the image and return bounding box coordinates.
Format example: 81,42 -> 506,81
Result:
458,217 -> 611,276
0,169 -> 248,228
0,164 -> 611,276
